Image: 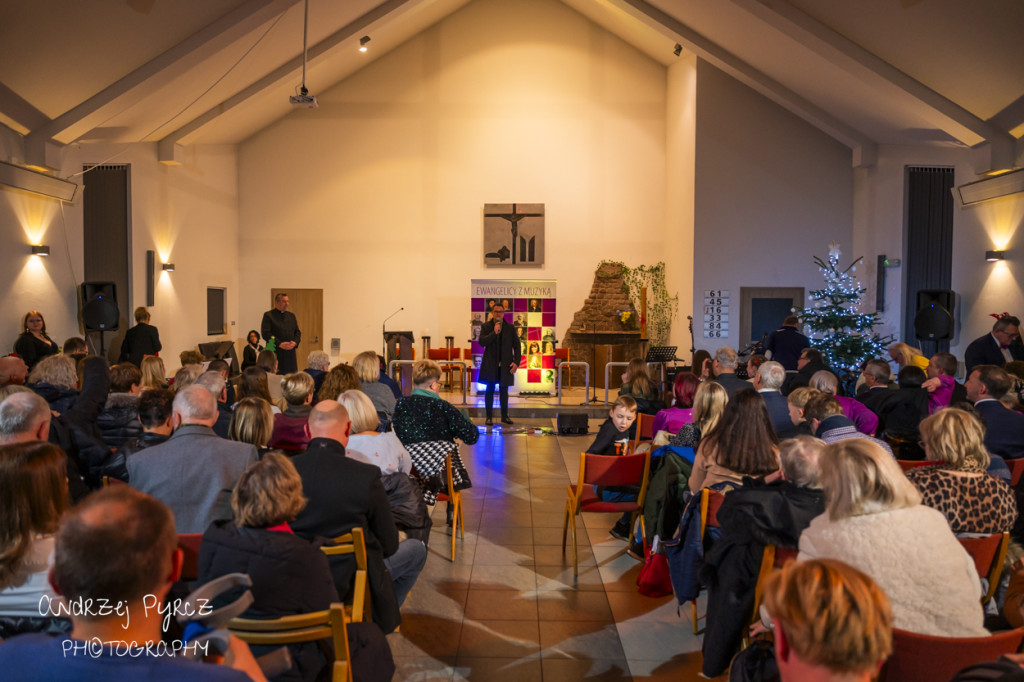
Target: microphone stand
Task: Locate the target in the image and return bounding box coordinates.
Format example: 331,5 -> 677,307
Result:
381,307 -> 404,361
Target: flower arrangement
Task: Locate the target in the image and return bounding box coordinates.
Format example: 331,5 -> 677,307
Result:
618,309 -> 637,330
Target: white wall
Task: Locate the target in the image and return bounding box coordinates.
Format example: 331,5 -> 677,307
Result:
853,144 -> 1024,361
238,0 -> 674,362
692,60 -> 854,354
0,134 -> 239,372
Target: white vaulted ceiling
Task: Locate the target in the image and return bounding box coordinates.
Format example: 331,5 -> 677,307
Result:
1,0 -> 1022,158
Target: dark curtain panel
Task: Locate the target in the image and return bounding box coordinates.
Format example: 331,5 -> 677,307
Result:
83,165 -> 130,361
904,166 -> 954,353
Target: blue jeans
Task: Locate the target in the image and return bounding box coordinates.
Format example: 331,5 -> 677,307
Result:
384,539 -> 427,606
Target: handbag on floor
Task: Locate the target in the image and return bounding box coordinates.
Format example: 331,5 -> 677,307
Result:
637,535 -> 673,597
728,637 -> 779,682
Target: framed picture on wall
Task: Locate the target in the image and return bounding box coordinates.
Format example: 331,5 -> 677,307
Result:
483,203 -> 545,268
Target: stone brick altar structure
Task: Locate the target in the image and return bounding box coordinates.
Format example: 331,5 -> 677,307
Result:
561,262 -> 645,387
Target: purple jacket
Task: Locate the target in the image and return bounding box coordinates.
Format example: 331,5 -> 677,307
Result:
836,395 -> 879,435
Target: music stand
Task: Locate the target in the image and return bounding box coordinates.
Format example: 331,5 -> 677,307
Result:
645,346 -> 678,394
199,341 -> 240,375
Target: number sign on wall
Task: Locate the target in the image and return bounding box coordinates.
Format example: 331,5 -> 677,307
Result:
703,290 -> 730,339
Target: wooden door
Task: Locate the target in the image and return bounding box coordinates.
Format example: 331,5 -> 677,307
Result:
270,289 -> 323,358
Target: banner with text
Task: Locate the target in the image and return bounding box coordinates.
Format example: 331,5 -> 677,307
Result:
470,279 -> 557,394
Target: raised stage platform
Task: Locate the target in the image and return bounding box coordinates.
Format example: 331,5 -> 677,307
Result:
435,385 -> 613,419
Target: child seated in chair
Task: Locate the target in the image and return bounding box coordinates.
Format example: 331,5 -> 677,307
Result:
586,396 -> 640,541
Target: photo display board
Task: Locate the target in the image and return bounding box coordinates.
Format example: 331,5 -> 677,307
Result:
470,279 -> 557,393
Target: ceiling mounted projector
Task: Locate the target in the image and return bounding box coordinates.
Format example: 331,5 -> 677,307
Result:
289,87 -> 318,108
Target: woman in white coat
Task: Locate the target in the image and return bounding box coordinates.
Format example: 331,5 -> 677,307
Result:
798,438 -> 987,638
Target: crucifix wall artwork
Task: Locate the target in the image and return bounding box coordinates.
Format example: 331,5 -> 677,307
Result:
483,203 -> 545,268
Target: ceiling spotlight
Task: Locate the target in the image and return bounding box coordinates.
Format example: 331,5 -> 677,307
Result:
31,245 -> 50,256
359,36 -> 370,52
673,43 -> 682,57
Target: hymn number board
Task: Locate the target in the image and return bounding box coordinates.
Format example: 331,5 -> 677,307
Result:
703,290 -> 729,339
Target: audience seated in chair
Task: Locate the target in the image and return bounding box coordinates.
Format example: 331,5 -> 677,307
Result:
905,408 -> 1016,534
268,372 -> 315,452
709,346 -> 750,399
689,388 -> 779,493
782,347 -> 829,395
804,393 -> 894,457
291,401 -> 426,634
229,397 -> 275,458
619,358 -> 662,415
139,354 -> 168,391
809,370 -> 878,435
236,367 -> 281,414
353,351 -> 397,420
586,396 -> 639,540
196,370 -> 233,439
967,364 -> 1024,461
761,558 -> 893,682
798,439 -> 988,637
700,436 -> 828,678
669,381 -> 728,450
100,388 -> 175,483
0,485 -> 265,681
199,453 -> 337,682
302,350 -> 330,399
652,371 -> 698,435
871,366 -> 930,447
753,361 -> 800,438
95,363 -> 143,449
0,441 -> 71,640
128,386 -> 258,533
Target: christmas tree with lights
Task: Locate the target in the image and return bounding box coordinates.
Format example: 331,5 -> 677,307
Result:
797,242 -> 893,376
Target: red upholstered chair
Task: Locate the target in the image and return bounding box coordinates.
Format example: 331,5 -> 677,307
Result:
958,532 -> 1010,603
554,347 -> 571,387
632,412 -> 656,452
561,451 -> 651,577
878,627 -> 1024,682
177,533 -> 203,582
691,488 -> 726,634
1008,458 -> 1024,486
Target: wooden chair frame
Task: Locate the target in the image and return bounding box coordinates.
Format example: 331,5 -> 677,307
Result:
561,451 -> 651,578
957,531 -> 1010,604
632,412 -> 656,452
879,626 -> 1024,682
435,454 -> 464,561
691,488 -> 726,634
229,603 -> 352,682
320,527 -> 370,623
1008,458 -> 1024,486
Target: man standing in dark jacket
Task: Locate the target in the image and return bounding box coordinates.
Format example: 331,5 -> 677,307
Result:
765,316 -> 810,371
478,302 -> 521,426
291,401 -> 426,633
261,293 -> 301,374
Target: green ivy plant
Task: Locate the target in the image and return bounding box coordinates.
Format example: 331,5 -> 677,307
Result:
598,260 -> 679,345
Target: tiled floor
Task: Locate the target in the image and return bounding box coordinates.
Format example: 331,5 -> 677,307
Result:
388,418 -> 710,681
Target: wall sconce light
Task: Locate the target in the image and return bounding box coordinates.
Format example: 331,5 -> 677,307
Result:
985,250 -> 1005,262
30,245 -> 50,256
162,263 -> 175,272
673,43 -> 682,57
359,36 -> 370,52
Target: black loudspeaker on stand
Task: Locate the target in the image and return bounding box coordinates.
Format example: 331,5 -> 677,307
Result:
914,289 -> 955,341
81,282 -> 119,332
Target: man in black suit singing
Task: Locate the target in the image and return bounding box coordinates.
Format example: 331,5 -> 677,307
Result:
964,314 -> 1023,375
478,302 -> 521,426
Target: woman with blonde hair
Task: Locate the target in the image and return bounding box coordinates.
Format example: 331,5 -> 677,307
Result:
198,453 -> 337,681
339,390 -> 411,475
619,357 -> 660,414
670,380 -> 728,449
799,438 -> 987,637
139,355 -> 168,390
904,408 -> 1016,533
0,442 -> 70,638
785,386 -> 820,437
352,350 -> 397,419
229,397 -> 275,456
889,342 -> 929,371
